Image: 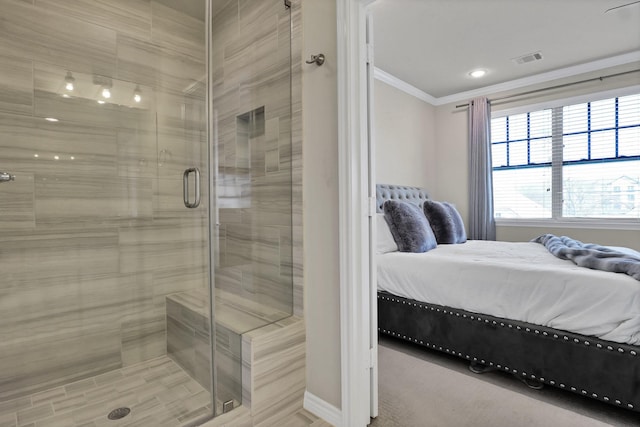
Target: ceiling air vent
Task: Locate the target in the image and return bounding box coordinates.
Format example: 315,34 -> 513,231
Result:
512,51 -> 543,65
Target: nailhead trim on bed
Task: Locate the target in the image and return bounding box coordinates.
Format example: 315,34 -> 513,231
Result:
377,294 -> 636,410
379,295 -> 635,353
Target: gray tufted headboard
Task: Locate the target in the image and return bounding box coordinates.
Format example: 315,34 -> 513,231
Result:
376,184 -> 430,213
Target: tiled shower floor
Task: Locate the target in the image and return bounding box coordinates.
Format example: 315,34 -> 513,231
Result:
0,357 -> 212,427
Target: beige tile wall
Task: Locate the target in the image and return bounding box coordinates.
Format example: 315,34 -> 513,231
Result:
243,317 -> 306,427
0,0 -> 303,408
0,0 -> 209,401
212,0 -> 298,319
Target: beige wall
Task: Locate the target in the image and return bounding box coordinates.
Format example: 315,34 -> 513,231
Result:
301,0 -> 342,409
433,104 -> 470,222
435,63 -> 640,251
374,80 -> 437,189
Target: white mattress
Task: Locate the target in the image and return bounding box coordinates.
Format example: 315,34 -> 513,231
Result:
377,240 -> 640,345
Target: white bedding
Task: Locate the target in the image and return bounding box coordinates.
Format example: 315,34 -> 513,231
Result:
377,240 -> 640,345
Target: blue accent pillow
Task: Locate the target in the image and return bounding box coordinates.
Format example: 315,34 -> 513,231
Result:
423,200 -> 467,244
383,200 -> 437,253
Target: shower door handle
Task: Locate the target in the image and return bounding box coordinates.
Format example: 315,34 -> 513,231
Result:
0,171 -> 15,183
183,167 -> 201,208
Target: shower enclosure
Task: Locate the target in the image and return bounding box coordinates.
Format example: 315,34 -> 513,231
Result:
0,0 -> 293,425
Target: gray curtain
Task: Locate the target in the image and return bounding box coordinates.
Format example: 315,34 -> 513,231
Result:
468,97 -> 496,240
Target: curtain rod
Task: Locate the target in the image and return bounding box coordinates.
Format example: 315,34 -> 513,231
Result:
455,68 -> 640,108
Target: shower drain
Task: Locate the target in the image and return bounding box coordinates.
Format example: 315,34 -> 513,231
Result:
107,407 -> 131,420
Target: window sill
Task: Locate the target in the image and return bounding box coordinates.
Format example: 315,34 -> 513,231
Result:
495,218 -> 640,231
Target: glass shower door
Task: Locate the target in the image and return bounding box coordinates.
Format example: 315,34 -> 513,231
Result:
0,0 -> 217,425
209,0 -> 294,413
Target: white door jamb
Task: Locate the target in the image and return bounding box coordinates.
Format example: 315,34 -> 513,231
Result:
337,0 -> 376,426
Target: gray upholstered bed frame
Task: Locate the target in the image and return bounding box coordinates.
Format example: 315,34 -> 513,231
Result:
376,184 -> 640,413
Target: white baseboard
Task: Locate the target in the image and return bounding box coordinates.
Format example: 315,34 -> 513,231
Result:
303,391 -> 342,427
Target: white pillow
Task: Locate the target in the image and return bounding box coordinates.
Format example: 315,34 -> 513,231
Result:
376,213 -> 398,254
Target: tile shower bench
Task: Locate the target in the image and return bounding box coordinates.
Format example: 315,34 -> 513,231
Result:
166,289 -> 304,424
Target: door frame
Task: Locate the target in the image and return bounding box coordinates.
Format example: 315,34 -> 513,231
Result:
336,0 -> 376,426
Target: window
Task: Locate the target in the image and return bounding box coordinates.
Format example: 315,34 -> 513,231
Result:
491,93 -> 640,221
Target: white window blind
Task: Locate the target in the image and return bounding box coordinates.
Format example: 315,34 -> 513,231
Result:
491,93 -> 640,221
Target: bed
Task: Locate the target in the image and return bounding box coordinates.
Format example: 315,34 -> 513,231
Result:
375,184 -> 640,412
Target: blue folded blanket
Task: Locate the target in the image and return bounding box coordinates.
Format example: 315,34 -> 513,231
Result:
533,234 -> 640,281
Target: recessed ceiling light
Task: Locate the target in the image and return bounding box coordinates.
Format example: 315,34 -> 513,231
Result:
133,86 -> 142,103
469,69 -> 486,78
45,117 -> 59,122
64,71 -> 75,91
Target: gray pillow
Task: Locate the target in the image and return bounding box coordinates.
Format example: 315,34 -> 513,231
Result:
444,202 -> 467,243
423,200 -> 467,244
383,200 -> 437,253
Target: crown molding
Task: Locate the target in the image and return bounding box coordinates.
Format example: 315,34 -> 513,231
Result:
374,51 -> 640,107
373,67 -> 438,105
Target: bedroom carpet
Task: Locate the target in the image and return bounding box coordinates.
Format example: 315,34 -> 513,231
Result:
370,335 -> 639,427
